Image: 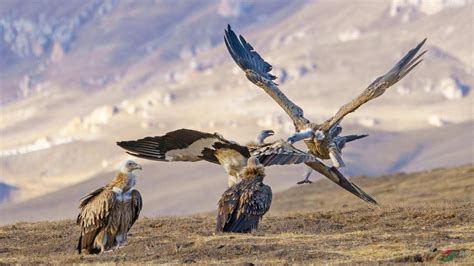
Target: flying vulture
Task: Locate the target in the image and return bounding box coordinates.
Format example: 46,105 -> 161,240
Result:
225,24 -> 426,204
117,128 -> 316,187
216,156 -> 272,233
77,160 -> 143,254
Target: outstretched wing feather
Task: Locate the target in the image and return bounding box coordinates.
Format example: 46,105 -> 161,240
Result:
225,25 -> 308,129
117,128 -> 250,164
321,39 -> 427,132
251,140 -> 315,166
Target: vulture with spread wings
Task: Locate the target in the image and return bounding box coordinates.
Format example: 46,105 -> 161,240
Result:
117,128 -> 318,187
225,25 -> 426,205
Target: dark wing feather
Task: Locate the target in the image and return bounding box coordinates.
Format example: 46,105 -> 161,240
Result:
225,25 -> 309,129
250,140 -> 315,166
305,160 -> 378,205
117,128 -> 250,164
321,39 -> 427,132
129,190 -> 142,230
216,183 -> 243,232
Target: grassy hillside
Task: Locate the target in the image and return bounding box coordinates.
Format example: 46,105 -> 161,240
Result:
0,165 -> 472,264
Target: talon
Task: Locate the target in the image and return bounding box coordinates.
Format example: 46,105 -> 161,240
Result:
297,179 -> 312,185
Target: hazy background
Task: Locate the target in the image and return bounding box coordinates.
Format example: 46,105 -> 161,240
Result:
0,0 -> 472,224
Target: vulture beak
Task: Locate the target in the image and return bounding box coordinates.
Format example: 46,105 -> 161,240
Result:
134,163 -> 142,170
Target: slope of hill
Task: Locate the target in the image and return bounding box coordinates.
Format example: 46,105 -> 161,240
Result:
0,165 -> 472,264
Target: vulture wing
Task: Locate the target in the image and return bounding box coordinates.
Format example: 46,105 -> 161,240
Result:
320,39 -> 427,133
225,25 -> 309,130
216,182 -> 242,232
250,140 -> 316,166
117,128 -> 250,164
129,189 -> 142,230
77,186 -> 116,254
216,181 -> 272,233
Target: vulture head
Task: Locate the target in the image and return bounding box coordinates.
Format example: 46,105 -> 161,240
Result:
121,160 -> 142,173
256,129 -> 275,144
241,156 -> 265,181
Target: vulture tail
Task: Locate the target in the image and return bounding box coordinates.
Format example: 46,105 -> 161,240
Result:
77,235 -> 82,254
344,134 -> 368,143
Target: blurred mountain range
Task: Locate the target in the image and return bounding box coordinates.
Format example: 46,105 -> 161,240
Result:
0,0 -> 472,220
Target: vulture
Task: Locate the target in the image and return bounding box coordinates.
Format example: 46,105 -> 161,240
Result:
117,128 -> 316,187
216,156 -> 272,233
225,24 -> 426,204
77,160 -> 143,254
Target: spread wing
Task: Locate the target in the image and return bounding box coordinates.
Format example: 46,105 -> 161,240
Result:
250,140 -> 316,166
304,160 -> 378,205
77,186 -> 116,253
129,189 -> 142,230
320,39 -> 427,132
216,182 -> 272,233
117,128 -> 250,164
225,25 -> 309,130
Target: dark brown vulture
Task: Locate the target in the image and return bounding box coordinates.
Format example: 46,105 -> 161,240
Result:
216,156 -> 272,233
117,128 -> 317,187
77,160 -> 143,254
225,24 -> 426,204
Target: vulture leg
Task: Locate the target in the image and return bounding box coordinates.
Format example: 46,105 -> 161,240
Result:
328,144 -> 345,168
297,165 -> 314,184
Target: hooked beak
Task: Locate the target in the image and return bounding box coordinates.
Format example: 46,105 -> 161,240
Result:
134,164 -> 142,170
268,130 -> 275,136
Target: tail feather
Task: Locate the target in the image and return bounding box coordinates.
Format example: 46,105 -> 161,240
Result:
77,234 -> 82,254
343,134 -> 368,143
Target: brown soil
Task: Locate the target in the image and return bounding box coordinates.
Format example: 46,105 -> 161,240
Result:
1,165 -> 473,264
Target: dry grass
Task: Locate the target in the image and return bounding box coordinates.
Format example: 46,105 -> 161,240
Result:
1,165 -> 473,264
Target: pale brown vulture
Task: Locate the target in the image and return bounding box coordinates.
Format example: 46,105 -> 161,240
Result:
77,160 -> 143,254
216,156 -> 272,233
117,128 -> 317,187
225,24 -> 426,205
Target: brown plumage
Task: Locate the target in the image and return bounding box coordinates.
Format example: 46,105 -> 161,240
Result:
216,157 -> 272,233
77,160 -> 142,254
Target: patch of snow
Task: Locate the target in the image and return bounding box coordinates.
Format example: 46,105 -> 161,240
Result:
358,117 -> 378,128
0,136 -> 74,157
428,115 -> 446,127
397,85 -> 411,95
390,0 -> 468,17
437,77 -> 469,100
163,92 -> 176,106
218,0 -> 243,17
338,28 -> 361,42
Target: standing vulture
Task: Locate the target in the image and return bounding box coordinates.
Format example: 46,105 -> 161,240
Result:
117,128 -> 316,187
216,156 -> 272,233
225,25 -> 426,204
77,160 -> 143,254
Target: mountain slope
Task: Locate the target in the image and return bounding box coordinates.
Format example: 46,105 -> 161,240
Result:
0,165 -> 472,264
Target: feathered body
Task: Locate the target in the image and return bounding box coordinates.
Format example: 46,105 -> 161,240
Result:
77,161 -> 142,254
216,158 -> 272,233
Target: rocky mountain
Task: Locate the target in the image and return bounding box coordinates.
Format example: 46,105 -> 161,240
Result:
0,0 -> 472,212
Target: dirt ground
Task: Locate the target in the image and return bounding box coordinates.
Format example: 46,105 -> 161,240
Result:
1,165 -> 473,264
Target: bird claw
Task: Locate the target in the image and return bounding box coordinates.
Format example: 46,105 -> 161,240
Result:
297,179 -> 312,185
